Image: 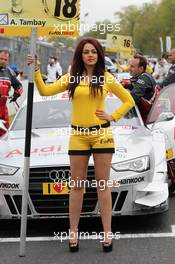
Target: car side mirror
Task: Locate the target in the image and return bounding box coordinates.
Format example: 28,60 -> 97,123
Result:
156,112 -> 174,122
152,112 -> 174,129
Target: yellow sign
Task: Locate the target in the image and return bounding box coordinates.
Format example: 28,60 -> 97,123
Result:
43,182 -> 86,195
43,182 -> 71,195
166,148 -> 173,159
0,0 -> 80,37
120,48 -> 136,60
106,34 -> 133,53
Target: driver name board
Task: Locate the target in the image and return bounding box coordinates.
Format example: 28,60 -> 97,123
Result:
0,0 -> 80,36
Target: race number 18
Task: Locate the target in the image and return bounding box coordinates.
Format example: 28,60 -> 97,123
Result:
54,0 -> 77,18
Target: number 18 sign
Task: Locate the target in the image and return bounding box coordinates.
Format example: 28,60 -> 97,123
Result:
0,0 -> 80,37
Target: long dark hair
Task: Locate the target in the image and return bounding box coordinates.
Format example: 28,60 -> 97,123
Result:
68,37 -> 105,98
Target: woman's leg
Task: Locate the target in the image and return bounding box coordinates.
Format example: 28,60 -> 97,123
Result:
69,155 -> 90,243
93,153 -> 113,243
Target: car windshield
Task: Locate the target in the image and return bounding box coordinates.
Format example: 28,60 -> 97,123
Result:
147,84 -> 175,124
11,98 -> 141,131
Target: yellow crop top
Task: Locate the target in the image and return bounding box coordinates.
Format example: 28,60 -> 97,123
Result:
35,70 -> 135,127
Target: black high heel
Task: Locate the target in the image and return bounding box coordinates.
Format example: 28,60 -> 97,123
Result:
69,229 -> 79,252
102,241 -> 113,252
69,240 -> 79,252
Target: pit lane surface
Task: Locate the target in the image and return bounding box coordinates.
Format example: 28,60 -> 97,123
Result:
0,194 -> 175,264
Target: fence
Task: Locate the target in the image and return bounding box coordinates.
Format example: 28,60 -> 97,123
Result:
0,36 -> 73,76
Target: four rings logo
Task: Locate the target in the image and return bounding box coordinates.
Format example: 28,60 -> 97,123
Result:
49,169 -> 71,183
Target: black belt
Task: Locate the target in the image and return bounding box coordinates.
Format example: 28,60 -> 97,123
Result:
71,121 -> 110,132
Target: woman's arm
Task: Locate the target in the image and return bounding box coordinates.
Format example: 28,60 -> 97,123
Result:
27,54 -> 69,96
105,72 -> 135,121
35,69 -> 69,96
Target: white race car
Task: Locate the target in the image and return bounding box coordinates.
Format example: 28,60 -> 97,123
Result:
0,84 -> 174,219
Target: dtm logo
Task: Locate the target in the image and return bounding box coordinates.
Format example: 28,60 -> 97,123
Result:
0,183 -> 20,189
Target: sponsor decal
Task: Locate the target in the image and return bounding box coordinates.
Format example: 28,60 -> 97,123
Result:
0,183 -> 19,189
5,145 -> 62,157
137,79 -> 145,85
116,147 -> 127,153
119,176 -> 144,185
115,147 -> 127,158
0,28 -> 4,33
100,138 -> 114,144
53,182 -> 64,193
166,148 -> 173,159
42,182 -> 70,195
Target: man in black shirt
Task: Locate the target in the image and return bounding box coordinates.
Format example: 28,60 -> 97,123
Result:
159,48 -> 175,88
128,55 -> 157,123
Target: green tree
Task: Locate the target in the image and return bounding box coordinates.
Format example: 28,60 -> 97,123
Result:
133,3 -> 160,56
158,0 -> 175,46
114,1 -> 175,56
114,5 -> 141,38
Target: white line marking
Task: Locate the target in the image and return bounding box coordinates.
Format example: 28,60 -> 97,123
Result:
171,225 -> 175,233
0,226 -> 175,243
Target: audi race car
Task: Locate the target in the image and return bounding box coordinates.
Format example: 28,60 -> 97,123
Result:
146,84 -> 175,188
0,84 -> 174,219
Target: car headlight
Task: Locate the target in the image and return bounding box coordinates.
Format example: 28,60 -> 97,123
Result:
0,165 -> 19,175
112,156 -> 150,172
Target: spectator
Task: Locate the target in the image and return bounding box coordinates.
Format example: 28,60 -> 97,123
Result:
153,58 -> 168,84
46,57 -> 62,84
159,48 -> 175,88
55,57 -> 62,78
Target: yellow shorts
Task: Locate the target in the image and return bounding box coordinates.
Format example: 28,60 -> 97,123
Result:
68,125 -> 115,155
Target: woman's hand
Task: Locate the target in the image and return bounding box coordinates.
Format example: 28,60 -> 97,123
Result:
95,110 -> 114,122
27,54 -> 40,71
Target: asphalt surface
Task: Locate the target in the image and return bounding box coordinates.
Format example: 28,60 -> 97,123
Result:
0,194 -> 175,264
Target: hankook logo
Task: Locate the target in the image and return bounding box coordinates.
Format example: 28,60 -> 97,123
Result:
119,177 -> 144,185
0,183 -> 20,189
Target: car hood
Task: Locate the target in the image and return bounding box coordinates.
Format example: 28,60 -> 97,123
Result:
0,126 -> 152,167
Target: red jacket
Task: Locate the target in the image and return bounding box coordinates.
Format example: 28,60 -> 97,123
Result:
0,67 -> 23,106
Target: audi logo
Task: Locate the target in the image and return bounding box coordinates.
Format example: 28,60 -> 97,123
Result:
49,169 -> 71,182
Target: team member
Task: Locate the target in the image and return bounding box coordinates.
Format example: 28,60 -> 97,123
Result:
28,37 -> 135,253
159,48 -> 175,88
127,55 -> 157,123
0,49 -> 23,136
